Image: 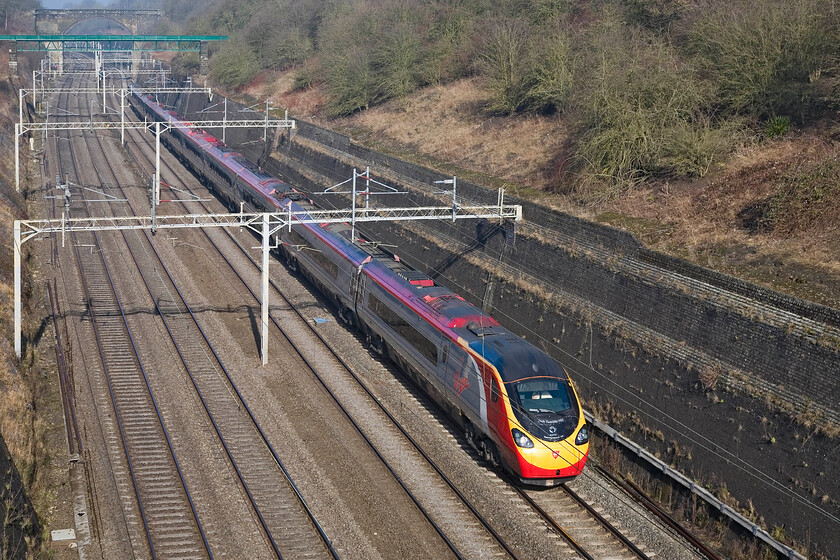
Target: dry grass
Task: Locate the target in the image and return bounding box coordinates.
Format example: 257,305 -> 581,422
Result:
151,52 -> 178,64
611,135 -> 824,235
0,205 -> 43,552
603,133 -> 840,306
262,68 -> 840,308
330,77 -> 567,189
0,162 -> 34,484
261,70 -> 329,119
699,365 -> 723,391
0,361 -> 30,466
0,63 -> 50,552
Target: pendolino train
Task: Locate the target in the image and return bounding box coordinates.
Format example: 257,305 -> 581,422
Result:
130,86 -> 590,485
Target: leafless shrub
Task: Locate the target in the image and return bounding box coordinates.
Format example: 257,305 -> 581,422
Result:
698,364 -> 722,390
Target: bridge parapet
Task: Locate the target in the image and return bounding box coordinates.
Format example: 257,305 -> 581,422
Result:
35,9 -> 161,35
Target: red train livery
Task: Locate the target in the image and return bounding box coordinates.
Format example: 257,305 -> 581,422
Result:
131,87 -> 589,485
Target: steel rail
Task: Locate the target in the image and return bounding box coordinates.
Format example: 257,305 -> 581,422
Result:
56,73 -> 213,559
594,465 -> 723,560
512,486 -> 598,560
127,238 -> 337,560
46,279 -> 82,457
59,78 -> 158,559
69,224 -> 212,560
563,483 -> 652,559
70,229 -> 155,558
124,235 -> 280,560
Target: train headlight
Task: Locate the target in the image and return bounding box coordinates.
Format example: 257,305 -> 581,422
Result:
575,424 -> 589,445
512,428 -> 534,448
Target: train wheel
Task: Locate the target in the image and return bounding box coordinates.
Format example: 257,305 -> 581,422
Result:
480,439 -> 500,467
369,334 -> 385,356
464,418 -> 478,450
338,307 -> 356,328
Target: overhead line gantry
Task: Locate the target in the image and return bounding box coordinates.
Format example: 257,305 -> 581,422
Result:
15,86 -> 288,193
0,34 -> 227,51
13,200 -> 523,363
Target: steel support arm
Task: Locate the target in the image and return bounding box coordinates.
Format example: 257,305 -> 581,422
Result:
13,199 -> 521,359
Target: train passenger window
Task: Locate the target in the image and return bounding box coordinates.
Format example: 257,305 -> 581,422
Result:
286,229 -> 338,278
287,229 -> 308,247
308,249 -> 339,278
369,293 -> 437,364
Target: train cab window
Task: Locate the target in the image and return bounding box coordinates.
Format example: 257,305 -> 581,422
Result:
512,379 -> 572,414
491,377 -> 500,403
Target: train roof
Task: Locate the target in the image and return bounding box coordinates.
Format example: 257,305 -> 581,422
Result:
468,336 -> 568,384
134,88 -> 570,386
305,226 -> 503,335
354,247 -> 568,384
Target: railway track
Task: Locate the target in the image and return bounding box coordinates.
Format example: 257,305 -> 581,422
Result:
73,76 -> 338,560
518,485 -> 648,560
55,64 -> 484,559
594,464 -> 723,560
46,278 -> 82,459
49,72 -> 213,559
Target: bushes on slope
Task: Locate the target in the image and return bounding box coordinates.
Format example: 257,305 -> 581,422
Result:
185,0 -> 840,193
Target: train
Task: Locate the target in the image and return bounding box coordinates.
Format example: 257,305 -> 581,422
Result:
130,86 -> 589,485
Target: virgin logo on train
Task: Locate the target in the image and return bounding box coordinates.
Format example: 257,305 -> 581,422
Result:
454,375 -> 469,396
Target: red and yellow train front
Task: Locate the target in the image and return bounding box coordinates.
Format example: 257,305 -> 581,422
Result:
492,372 -> 590,485
509,413 -> 589,484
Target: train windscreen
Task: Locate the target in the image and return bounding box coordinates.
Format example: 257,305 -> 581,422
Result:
512,379 -> 572,414
508,378 -> 578,441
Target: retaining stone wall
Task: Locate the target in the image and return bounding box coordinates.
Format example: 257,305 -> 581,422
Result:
263,125 -> 840,418
640,249 -> 840,327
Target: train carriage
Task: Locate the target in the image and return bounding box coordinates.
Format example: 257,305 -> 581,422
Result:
130,86 -> 589,485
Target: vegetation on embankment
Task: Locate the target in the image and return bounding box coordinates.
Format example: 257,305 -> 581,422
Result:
0,39 -> 57,556
152,0 -> 840,308
167,0 -> 839,186
0,81 -> 44,557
